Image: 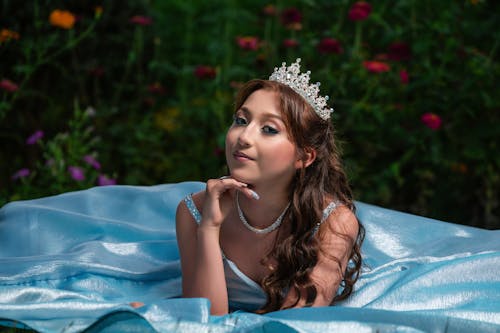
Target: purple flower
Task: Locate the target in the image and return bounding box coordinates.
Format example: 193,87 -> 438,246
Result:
83,155 -> 101,170
26,130 -> 44,145
97,174 -> 117,186
11,168 -> 30,180
68,166 -> 85,181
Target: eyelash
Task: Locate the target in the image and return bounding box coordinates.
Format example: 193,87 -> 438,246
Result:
233,116 -> 279,135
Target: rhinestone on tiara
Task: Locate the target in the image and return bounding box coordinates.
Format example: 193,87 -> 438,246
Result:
269,58 -> 334,120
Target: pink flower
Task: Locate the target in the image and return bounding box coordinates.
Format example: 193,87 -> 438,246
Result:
97,174 -> 117,186
11,168 -> 30,180
281,7 -> 302,30
317,38 -> 343,54
68,166 -> 85,181
363,60 -> 391,73
0,78 -> 19,92
129,15 -> 153,26
421,113 -> 442,130
83,155 -> 101,170
194,66 -> 217,80
348,1 -> 372,21
400,69 -> 409,84
282,38 -> 299,48
236,36 -> 260,51
388,42 -> 412,61
26,130 -> 44,145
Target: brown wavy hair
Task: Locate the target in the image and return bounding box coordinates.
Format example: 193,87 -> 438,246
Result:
233,79 -> 364,313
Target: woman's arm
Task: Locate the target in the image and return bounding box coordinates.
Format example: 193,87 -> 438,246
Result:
176,178 -> 254,315
282,206 -> 359,308
176,193 -> 228,315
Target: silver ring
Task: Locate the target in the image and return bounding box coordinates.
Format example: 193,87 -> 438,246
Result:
219,176 -> 230,180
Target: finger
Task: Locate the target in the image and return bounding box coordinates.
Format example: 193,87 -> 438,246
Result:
239,188 -> 260,200
217,177 -> 248,189
206,178 -> 247,197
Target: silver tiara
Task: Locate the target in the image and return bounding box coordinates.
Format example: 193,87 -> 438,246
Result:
269,58 -> 334,120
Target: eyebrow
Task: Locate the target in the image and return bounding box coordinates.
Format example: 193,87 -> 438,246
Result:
239,106 -> 283,121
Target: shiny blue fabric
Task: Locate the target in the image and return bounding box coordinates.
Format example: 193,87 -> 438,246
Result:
0,181 -> 499,332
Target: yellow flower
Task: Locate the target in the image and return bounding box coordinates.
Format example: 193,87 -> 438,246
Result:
0,29 -> 20,43
94,6 -> 103,19
49,10 -> 76,29
154,107 -> 180,132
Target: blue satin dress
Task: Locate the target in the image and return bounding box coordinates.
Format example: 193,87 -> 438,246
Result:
0,181 -> 499,333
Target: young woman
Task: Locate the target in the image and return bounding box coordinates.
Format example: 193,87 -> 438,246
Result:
176,59 -> 364,315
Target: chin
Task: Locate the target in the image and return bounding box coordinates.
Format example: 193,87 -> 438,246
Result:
229,170 -> 255,185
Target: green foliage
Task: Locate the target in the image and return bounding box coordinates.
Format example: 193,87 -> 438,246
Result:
1,0 -> 498,228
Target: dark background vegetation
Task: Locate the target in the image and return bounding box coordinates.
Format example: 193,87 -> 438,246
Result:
1,0 -> 499,229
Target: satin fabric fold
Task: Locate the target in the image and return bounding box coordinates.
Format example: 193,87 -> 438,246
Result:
0,182 -> 499,332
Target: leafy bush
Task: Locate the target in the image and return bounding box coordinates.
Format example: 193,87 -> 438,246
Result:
1,0 -> 498,229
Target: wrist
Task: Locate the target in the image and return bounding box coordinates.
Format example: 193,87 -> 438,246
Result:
197,222 -> 222,234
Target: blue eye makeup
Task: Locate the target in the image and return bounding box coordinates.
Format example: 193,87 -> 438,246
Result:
233,115 -> 247,126
262,125 -> 279,134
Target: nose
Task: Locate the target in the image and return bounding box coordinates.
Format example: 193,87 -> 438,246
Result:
237,124 -> 254,147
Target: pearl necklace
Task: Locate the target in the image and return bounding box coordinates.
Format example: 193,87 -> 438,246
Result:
236,191 -> 290,234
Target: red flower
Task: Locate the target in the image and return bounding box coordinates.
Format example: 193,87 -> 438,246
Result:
317,38 -> 343,54
348,2 -> 372,21
262,4 -> 277,16
281,7 -> 302,30
0,78 -> 19,92
363,60 -> 390,73
236,36 -> 259,51
194,66 -> 217,80
400,69 -> 409,84
148,82 -> 166,94
388,42 -> 412,61
283,38 -> 299,48
421,113 -> 442,130
129,15 -> 153,26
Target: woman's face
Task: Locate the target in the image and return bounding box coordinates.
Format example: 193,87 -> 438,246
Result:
225,89 -> 301,189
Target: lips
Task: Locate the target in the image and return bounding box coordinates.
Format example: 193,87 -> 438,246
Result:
233,151 -> 254,161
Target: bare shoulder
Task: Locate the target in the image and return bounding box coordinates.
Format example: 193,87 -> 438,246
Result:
322,203 -> 359,243
176,190 -> 206,232
176,190 -> 205,217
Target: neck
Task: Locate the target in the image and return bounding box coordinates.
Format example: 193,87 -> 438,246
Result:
237,187 -> 291,229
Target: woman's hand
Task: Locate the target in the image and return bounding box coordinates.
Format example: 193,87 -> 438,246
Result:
201,176 -> 259,229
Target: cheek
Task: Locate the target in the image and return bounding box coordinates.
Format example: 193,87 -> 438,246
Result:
263,141 -> 298,166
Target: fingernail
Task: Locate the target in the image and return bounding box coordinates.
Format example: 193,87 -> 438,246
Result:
249,189 -> 260,200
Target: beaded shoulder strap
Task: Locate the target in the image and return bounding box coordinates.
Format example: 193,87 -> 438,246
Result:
184,194 -> 202,225
312,201 -> 340,235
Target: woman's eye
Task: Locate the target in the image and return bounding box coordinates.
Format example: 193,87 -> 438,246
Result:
262,125 -> 278,134
234,116 -> 247,125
